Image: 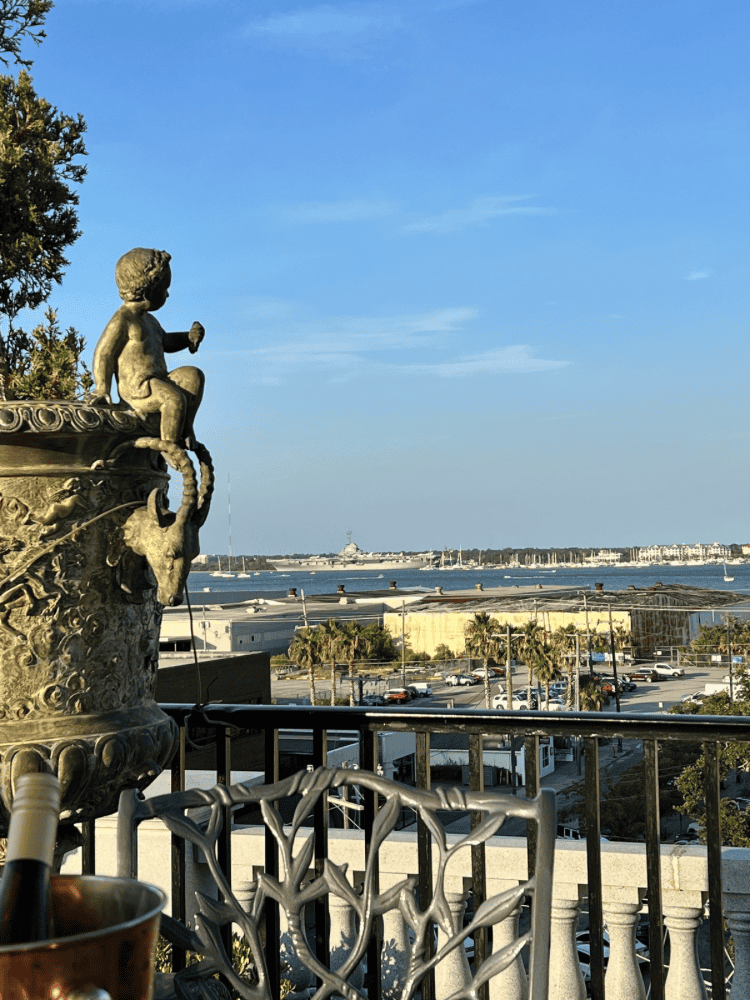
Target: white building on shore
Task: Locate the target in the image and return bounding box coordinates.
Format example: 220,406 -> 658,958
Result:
637,542 -> 731,563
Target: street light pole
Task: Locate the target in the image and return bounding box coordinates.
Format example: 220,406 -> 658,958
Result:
728,617 -> 734,702
583,591 -> 593,674
401,601 -> 406,687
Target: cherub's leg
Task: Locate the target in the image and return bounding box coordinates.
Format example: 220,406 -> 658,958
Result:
168,366 -> 204,448
132,379 -> 187,443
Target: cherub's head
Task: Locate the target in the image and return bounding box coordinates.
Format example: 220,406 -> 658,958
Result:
115,248 -> 172,306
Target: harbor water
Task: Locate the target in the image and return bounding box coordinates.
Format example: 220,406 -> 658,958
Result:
189,562 -> 750,601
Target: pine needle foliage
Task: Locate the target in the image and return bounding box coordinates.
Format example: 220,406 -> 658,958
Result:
0,3 -> 88,400
8,307 -> 92,398
0,1 -> 52,68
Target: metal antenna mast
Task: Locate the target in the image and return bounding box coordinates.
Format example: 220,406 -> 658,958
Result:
227,474 -> 232,569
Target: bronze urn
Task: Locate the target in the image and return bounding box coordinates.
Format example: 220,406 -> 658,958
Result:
0,400 -> 213,831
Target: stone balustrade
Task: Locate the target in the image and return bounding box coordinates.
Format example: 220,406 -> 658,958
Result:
63,815 -> 747,998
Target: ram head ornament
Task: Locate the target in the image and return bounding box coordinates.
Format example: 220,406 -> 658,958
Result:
108,438 -> 214,607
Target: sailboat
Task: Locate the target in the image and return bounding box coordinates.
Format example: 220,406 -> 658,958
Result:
724,564 -> 735,583
210,555 -> 234,578
237,557 -> 251,578
212,475 -> 236,577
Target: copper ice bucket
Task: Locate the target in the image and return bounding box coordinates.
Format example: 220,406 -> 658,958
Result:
0,875 -> 166,1000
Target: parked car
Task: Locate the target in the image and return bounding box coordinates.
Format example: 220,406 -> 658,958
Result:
682,690 -> 706,705
492,693 -> 529,710
494,690 -> 538,709
652,664 -> 685,678
447,674 -> 480,687
410,683 -> 433,698
361,693 -> 385,706
471,666 -> 505,680
626,669 -> 658,683
619,679 -> 637,692
384,688 -> 411,703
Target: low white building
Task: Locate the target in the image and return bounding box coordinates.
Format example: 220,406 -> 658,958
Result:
161,586 -> 426,656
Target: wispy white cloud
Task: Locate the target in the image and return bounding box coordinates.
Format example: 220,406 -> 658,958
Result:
276,199 -> 397,224
391,346 -> 569,378
685,270 -> 710,281
245,3 -> 404,60
226,305 -> 569,383
251,307 -> 475,361
402,196 -> 555,234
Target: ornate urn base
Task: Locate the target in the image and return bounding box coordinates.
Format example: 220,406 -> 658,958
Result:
0,401 -> 180,831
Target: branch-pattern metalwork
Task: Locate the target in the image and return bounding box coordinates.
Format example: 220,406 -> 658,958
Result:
119,768 -> 555,1000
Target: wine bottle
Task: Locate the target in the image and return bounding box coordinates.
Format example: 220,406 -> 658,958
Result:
0,772 -> 60,945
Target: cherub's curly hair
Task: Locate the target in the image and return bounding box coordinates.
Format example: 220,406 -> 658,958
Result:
115,248 -> 172,302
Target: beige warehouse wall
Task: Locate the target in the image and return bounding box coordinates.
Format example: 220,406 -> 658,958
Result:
382,610 -> 632,658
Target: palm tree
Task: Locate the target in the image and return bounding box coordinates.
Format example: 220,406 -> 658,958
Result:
337,621 -> 362,705
534,643 -> 558,710
317,619 -> 342,706
579,677 -> 609,712
496,623 -> 518,705
288,627 -> 321,706
517,620 -> 544,705
551,624 -> 581,707
464,612 -> 502,709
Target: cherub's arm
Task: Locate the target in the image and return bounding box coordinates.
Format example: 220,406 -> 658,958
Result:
91,312 -> 129,403
163,322 -> 204,354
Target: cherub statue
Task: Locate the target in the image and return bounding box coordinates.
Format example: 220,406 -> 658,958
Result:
90,248 -> 204,446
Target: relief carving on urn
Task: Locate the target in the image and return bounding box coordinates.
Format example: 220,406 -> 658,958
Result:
0,249 -> 213,831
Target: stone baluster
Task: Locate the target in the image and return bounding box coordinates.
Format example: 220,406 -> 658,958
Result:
663,891 -> 707,1000
548,890 -> 585,1000
487,905 -> 528,1000
329,892 -> 364,992
725,892 -> 750,1000
602,893 -> 646,1000
381,880 -> 412,1000
434,891 -> 472,1000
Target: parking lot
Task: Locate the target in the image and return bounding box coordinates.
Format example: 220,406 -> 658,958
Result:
272,658 -> 738,715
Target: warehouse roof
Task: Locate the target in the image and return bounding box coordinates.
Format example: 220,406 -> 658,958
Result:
400,583 -> 750,615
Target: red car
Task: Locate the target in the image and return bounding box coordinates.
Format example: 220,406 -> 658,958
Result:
626,670 -> 658,684
384,688 -> 411,703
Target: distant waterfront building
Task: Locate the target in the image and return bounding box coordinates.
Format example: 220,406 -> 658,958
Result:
585,549 -> 622,564
637,542 -> 731,562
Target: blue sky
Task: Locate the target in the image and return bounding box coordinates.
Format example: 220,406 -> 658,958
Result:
19,0 -> 750,554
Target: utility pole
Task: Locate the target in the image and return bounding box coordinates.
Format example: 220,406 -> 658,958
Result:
506,625 -> 514,703
301,589 -> 309,628
401,601 -> 406,687
583,592 -> 593,674
608,605 -> 623,753
608,605 -> 622,716
728,617 -> 734,702
574,633 -> 582,774
502,625 -> 518,794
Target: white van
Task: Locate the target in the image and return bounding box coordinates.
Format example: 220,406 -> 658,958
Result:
410,683 -> 433,698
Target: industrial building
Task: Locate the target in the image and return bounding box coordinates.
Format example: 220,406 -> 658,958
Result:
382,582 -> 750,660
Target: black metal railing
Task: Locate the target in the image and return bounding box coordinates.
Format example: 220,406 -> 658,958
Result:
83,703 -> 747,1000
